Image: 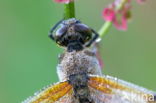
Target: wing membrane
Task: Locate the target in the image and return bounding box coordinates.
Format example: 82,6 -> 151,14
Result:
22,81 -> 72,103
88,75 -> 156,103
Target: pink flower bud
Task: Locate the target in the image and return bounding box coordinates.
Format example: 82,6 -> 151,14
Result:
102,0 -> 132,31
113,15 -> 127,30
136,0 -> 146,4
54,0 -> 72,3
102,8 -> 115,22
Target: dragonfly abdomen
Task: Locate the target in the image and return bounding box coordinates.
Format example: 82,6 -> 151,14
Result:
69,73 -> 94,103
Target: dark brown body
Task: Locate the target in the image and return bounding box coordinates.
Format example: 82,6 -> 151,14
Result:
69,73 -> 93,103
22,18 -> 156,103
22,48 -> 156,103
57,49 -> 102,103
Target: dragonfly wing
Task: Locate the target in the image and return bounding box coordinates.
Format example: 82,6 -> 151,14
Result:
88,75 -> 156,103
55,89 -> 74,103
22,81 -> 72,103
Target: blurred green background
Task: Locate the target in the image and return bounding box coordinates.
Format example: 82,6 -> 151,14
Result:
0,0 -> 156,103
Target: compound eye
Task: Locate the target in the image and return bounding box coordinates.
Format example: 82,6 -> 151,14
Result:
74,24 -> 91,33
74,24 -> 92,42
75,20 -> 81,23
55,26 -> 67,37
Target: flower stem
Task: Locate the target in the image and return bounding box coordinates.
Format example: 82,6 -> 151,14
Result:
98,22 -> 112,39
64,2 -> 75,19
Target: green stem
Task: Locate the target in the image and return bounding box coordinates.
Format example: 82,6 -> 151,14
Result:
64,2 -> 75,19
98,22 -> 112,39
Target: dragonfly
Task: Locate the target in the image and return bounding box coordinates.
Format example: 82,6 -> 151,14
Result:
22,18 -> 156,103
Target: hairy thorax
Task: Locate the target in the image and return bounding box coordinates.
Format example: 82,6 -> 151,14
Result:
57,49 -> 102,81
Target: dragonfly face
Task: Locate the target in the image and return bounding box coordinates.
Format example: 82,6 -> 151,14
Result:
49,18 -> 99,52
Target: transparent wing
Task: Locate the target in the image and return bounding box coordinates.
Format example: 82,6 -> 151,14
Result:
22,81 -> 73,103
88,75 -> 156,103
